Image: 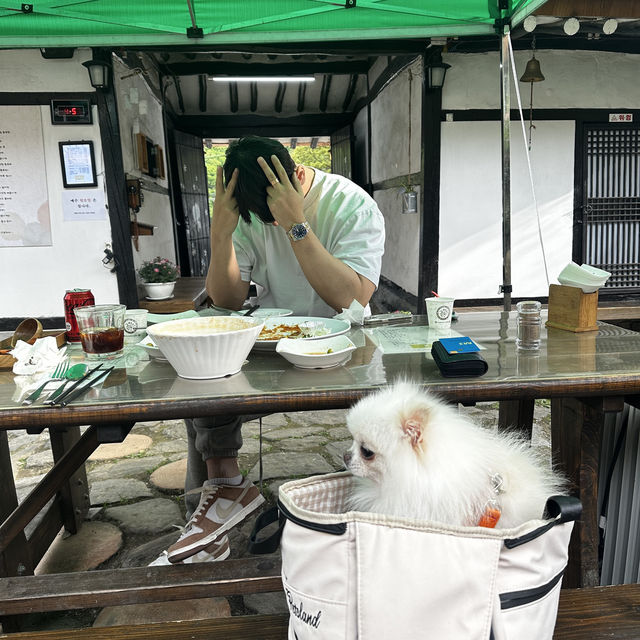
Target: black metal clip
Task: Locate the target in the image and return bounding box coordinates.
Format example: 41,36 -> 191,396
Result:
345,0 -> 356,7
186,26 -> 204,38
21,3 -> 33,13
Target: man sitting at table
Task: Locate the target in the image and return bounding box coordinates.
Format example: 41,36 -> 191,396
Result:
162,135 -> 385,564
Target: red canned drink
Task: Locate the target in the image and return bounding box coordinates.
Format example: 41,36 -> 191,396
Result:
64,289 -> 95,342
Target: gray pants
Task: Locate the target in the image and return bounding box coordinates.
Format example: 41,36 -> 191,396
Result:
184,413 -> 266,518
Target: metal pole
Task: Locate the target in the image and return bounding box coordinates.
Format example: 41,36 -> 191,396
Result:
500,31 -> 512,312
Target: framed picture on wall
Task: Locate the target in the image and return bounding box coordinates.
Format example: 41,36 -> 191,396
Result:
59,140 -> 98,188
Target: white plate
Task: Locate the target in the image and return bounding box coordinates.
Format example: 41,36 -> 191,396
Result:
253,316 -> 351,351
147,310 -> 199,325
145,294 -> 175,301
136,335 -> 168,361
276,335 -> 356,369
232,308 -> 293,319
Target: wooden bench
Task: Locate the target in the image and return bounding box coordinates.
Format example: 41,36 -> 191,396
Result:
0,558 -> 638,639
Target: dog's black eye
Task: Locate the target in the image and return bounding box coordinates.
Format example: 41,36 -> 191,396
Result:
360,445 -> 375,460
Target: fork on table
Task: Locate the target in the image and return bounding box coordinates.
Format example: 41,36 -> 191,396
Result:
21,360 -> 70,406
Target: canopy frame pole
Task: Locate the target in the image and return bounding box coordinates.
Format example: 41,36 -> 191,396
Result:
499,30 -> 512,312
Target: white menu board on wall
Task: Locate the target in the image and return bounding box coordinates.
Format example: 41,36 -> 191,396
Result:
0,106 -> 51,247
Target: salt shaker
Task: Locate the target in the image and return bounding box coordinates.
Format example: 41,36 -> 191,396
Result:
516,301 -> 542,351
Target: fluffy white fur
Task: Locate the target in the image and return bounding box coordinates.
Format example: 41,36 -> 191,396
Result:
344,382 -> 568,528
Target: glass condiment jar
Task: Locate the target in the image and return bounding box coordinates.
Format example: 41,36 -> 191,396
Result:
516,301 -> 542,351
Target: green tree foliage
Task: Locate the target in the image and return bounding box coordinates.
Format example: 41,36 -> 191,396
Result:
203,143 -> 332,214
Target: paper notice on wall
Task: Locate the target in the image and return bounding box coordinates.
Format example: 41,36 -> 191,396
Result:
62,189 -> 106,221
0,106 -> 51,247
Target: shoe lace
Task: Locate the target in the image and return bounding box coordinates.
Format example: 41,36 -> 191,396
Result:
181,484 -> 220,532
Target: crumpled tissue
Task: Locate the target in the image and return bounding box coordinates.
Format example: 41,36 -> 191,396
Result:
333,300 -> 366,326
12,337 -> 66,376
10,338 -> 68,402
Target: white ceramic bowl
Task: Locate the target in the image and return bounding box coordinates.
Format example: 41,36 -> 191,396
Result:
146,316 -> 264,379
276,335 -> 356,369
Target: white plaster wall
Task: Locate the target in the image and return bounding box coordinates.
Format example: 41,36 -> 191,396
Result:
112,56 -> 175,277
371,59 -> 422,183
370,59 -> 423,295
0,49 -> 120,318
443,49 -> 640,111
375,186 -> 422,295
439,120 -> 574,299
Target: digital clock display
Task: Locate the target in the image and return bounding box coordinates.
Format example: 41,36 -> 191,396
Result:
50,99 -> 92,124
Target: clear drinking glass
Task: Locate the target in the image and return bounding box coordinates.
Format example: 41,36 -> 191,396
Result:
516,301 -> 542,351
74,304 -> 126,359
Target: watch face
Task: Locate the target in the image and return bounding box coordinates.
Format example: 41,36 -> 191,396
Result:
290,223 -> 308,240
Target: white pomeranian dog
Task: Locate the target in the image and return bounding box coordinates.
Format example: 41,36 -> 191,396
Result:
343,382 -> 568,528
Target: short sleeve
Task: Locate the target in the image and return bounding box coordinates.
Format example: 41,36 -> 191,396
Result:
329,205 -> 385,287
232,224 -> 255,283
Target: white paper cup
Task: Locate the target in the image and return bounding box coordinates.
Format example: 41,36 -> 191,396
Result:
124,309 -> 149,343
425,297 -> 454,330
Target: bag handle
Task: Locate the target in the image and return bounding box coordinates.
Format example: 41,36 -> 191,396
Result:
504,495 -> 582,549
248,506 -> 285,555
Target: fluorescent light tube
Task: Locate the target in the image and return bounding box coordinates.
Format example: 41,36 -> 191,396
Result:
211,77 -> 315,83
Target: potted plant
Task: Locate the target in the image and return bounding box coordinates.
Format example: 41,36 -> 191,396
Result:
138,256 -> 180,300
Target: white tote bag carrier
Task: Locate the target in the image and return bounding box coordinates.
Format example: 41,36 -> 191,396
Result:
251,471 -> 581,640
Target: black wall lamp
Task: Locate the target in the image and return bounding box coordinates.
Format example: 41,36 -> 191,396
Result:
82,59 -> 111,90
426,60 -> 451,89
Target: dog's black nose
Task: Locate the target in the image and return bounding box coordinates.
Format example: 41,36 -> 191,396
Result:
343,451 -> 352,466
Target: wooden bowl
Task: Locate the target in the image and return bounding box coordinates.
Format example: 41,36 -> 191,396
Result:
10,318 -> 44,347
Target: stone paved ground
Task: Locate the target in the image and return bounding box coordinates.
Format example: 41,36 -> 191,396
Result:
5,400 -> 552,633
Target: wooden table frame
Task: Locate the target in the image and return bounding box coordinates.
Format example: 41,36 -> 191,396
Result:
2,312 -> 640,631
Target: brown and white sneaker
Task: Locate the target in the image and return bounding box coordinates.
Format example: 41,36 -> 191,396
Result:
148,535 -> 230,566
167,478 -> 264,564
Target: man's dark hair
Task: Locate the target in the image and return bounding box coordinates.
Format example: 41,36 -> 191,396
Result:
223,136 -> 296,224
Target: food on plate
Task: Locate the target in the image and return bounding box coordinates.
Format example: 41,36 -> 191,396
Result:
258,322 -> 330,341
259,323 -> 304,341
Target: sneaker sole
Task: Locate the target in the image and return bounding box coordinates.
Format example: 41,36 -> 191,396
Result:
167,493 -> 265,563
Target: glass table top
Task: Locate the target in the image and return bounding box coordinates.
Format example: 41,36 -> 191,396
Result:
1,312 -> 640,428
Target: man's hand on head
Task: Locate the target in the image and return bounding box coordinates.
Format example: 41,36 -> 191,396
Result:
212,166 -> 240,238
258,155 -> 305,230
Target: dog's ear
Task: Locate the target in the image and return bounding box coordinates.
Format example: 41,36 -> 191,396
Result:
402,409 -> 428,449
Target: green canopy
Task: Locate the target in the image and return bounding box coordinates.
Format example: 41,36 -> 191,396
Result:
0,0 -> 546,48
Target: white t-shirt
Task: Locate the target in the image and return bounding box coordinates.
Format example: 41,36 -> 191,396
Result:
232,169 -> 385,317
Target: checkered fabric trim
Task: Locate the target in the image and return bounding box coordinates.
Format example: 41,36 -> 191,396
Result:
285,474 -> 353,514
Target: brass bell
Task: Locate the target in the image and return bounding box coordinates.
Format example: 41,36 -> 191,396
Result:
520,56 -> 545,83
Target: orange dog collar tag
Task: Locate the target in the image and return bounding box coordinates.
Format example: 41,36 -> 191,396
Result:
478,505 -> 501,528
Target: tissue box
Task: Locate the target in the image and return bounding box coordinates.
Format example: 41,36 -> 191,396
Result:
546,284 -> 598,333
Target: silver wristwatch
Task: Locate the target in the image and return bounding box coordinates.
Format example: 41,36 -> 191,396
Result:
287,221 -> 311,242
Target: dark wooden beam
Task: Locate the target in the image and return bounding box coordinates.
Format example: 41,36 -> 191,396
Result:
198,74 -> 207,112
418,50 -> 444,313
140,39 -> 426,55
164,61 -> 368,76
274,82 -> 286,114
229,82 -> 238,113
342,73 -> 359,112
297,81 -> 307,112
172,113 -> 353,138
172,74 -> 185,113
319,74 -> 332,112
250,81 -> 258,112
94,51 -> 138,309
